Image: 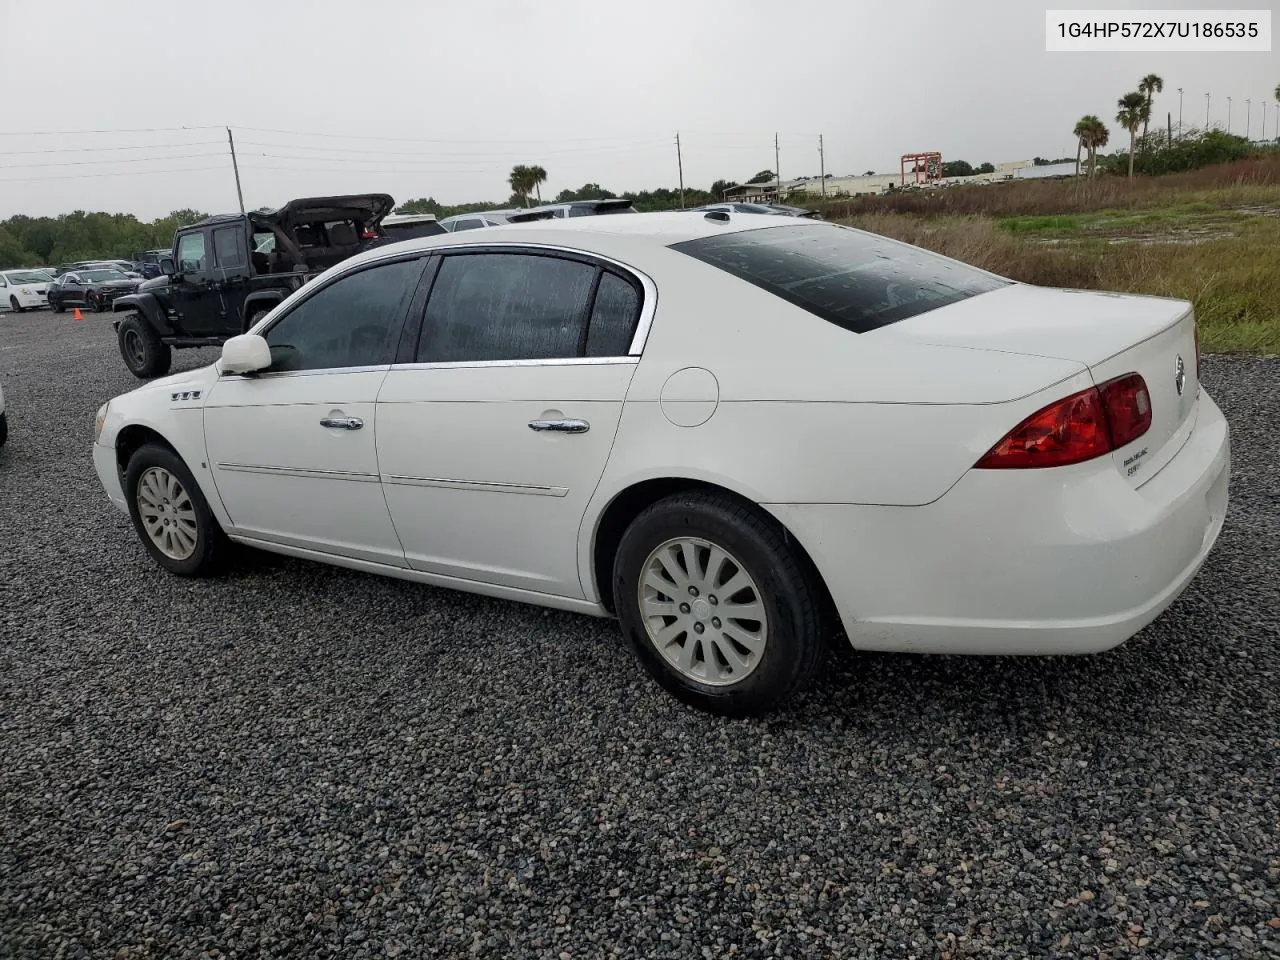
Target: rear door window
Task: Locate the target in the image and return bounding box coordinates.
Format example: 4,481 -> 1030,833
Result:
670,223 -> 1009,333
417,253 -> 597,363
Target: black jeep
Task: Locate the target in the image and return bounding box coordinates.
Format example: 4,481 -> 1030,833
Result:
111,194 -> 394,379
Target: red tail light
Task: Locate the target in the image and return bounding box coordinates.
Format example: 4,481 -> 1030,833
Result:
1099,373 -> 1151,447
975,373 -> 1151,469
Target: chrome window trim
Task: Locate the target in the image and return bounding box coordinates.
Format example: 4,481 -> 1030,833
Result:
242,240 -> 659,365
407,241 -> 658,359
389,356 -> 638,372
219,363 -> 391,381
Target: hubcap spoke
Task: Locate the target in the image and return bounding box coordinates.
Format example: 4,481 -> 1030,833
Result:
656,548 -> 687,588
637,536 -> 768,688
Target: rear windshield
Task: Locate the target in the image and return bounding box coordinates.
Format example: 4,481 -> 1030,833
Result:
670,223 -> 1010,333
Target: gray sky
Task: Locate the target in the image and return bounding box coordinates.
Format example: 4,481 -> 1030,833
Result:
1,0 -> 1275,219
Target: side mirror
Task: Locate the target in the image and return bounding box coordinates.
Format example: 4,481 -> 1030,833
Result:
220,334 -> 272,375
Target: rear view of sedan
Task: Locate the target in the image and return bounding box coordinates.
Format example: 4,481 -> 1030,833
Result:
90,214 -> 1229,715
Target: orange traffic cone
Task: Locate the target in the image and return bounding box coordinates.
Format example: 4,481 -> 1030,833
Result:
73,307 -> 83,321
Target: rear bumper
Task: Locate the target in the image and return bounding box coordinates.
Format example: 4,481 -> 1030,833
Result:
767,391 -> 1230,655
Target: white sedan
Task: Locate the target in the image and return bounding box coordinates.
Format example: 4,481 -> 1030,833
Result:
0,269 -> 52,312
91,213 -> 1230,715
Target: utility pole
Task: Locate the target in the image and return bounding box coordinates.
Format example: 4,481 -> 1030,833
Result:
1205,92 -> 1211,131
774,133 -> 781,203
226,126 -> 245,215
1263,101 -> 1267,140
818,134 -> 826,197
675,132 -> 685,209
1245,99 -> 1251,139
1168,112 -> 1172,143
1177,87 -> 1183,138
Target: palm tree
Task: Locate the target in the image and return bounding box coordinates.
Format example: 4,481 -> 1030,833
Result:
1116,92 -> 1148,177
508,164 -> 535,206
528,165 -> 547,204
1076,115 -> 1109,178
1138,73 -> 1163,145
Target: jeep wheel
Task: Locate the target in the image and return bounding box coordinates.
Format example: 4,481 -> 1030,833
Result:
118,314 -> 172,379
244,306 -> 271,330
8,295 -> 21,313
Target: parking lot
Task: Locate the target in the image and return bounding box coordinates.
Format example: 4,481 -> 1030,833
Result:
0,308 -> 1277,958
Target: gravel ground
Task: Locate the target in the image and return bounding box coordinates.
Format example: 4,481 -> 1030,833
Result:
1,309 -> 1277,960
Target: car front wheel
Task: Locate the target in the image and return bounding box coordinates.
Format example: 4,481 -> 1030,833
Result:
124,443 -> 226,576
8,296 -> 21,313
613,492 -> 825,716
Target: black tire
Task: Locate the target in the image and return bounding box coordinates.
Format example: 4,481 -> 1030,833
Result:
612,492 -> 824,717
117,313 -> 172,379
93,294 -> 107,313
52,298 -> 64,313
124,443 -> 227,577
244,306 -> 271,331
0,411 -> 7,448
8,295 -> 21,313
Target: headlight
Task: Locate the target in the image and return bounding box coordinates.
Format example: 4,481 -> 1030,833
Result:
95,401 -> 110,442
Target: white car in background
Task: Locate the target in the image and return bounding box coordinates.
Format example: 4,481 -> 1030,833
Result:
90,213 -> 1230,715
0,269 -> 52,312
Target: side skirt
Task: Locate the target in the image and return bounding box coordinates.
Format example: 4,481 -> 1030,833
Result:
228,533 -> 614,619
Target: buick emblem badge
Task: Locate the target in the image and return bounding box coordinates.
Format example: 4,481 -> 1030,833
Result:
1174,355 -> 1186,396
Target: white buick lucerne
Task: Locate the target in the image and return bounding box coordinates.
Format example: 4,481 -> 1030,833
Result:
92,213 -> 1230,715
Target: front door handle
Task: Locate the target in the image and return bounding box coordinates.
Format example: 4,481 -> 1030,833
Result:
528,418 -> 590,434
320,416 -> 363,430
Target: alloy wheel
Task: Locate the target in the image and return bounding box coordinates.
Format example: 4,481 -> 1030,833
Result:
637,536 -> 769,686
136,466 -> 199,561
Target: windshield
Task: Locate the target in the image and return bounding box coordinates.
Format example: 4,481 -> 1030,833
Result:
670,223 -> 1010,333
81,269 -> 127,282
4,271 -> 48,283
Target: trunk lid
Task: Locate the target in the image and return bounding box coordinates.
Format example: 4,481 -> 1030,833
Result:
881,284 -> 1199,486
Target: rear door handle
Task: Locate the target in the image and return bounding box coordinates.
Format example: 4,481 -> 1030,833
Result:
528,418 -> 589,434
320,416 -> 363,430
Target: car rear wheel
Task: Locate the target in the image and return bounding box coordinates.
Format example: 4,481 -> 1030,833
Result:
8,296 -> 21,313
117,314 -> 172,379
613,491 -> 824,716
0,412 -> 7,448
124,443 -> 227,576
244,306 -> 271,331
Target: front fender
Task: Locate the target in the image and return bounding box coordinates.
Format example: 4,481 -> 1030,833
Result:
97,377 -> 230,531
113,292 -> 174,336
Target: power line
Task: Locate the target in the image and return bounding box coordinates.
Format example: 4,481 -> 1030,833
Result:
0,152 -> 226,169
232,124 -> 684,146
0,165 -> 227,183
0,140 -> 223,156
0,124 -> 223,137
234,140 -> 670,161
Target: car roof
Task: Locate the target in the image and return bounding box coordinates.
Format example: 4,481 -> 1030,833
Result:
336,210 -> 822,269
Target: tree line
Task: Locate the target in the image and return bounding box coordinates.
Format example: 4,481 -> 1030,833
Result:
0,209 -> 208,271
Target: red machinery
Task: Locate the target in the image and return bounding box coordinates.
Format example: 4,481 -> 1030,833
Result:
900,151 -> 943,185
